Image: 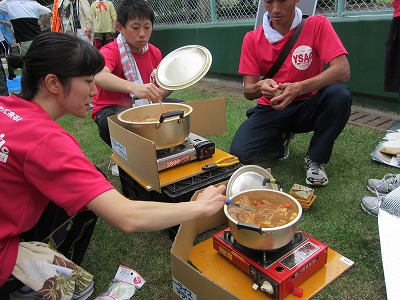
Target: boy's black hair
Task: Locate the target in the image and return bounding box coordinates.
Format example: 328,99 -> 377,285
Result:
117,0 -> 155,27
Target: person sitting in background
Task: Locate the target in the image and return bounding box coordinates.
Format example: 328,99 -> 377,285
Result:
91,0 -> 117,50
68,0 -> 94,44
0,11 -> 16,80
0,32 -> 227,299
229,0 -> 352,187
0,0 -> 52,55
92,0 -> 181,147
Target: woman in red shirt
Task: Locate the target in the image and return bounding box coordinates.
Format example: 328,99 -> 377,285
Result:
0,32 -> 227,299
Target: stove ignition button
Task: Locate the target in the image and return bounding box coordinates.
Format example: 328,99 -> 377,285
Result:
261,281 -> 274,295
252,283 -> 259,291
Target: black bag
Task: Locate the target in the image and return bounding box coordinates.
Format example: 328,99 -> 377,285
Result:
20,165 -> 107,264
20,203 -> 98,265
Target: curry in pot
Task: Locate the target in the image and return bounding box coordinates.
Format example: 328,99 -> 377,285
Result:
227,194 -> 298,228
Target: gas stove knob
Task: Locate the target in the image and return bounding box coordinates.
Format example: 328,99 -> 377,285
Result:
260,281 -> 274,295
252,283 -> 259,290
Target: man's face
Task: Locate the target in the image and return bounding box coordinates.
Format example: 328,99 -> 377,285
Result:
117,18 -> 152,53
263,0 -> 299,27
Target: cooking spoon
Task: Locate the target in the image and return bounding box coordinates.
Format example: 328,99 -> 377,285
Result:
226,199 -> 255,212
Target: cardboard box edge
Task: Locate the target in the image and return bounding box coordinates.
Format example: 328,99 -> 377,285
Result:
170,184 -> 240,300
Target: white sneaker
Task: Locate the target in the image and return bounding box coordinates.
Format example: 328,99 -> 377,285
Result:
361,196 -> 384,216
367,173 -> 400,195
304,156 -> 329,186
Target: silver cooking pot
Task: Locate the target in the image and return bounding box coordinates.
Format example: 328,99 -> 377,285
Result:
224,189 -> 302,250
117,103 -> 193,150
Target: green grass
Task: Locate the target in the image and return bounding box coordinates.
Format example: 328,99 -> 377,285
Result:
57,85 -> 394,299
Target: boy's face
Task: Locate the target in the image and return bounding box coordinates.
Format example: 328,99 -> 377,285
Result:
117,18 -> 153,53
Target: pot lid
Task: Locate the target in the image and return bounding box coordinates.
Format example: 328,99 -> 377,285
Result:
155,45 -> 212,91
226,165 -> 280,198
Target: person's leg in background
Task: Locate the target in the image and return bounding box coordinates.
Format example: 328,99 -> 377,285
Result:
95,105 -> 131,147
2,40 -> 16,80
19,40 -> 32,56
0,61 -> 9,95
93,32 -> 105,50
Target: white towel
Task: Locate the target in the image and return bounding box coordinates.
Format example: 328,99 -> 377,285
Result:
263,7 -> 303,43
116,33 -> 150,106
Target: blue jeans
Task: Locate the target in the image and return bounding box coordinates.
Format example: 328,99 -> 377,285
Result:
229,83 -> 353,164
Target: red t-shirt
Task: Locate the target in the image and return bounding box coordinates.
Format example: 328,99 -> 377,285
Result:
0,95 -> 114,286
91,40 -> 163,120
239,15 -> 348,105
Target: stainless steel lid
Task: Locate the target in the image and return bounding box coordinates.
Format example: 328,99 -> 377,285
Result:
155,45 -> 212,91
226,165 -> 279,198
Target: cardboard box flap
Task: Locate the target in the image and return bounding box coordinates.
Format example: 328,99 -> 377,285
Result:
108,115 -> 161,191
171,188 -> 237,300
187,98 -> 226,137
171,189 -> 226,258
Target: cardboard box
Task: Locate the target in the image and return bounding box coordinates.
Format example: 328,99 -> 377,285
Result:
171,187 -> 240,300
108,98 -> 226,192
171,188 -> 355,300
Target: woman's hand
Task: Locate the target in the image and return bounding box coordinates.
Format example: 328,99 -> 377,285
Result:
195,184 -> 227,217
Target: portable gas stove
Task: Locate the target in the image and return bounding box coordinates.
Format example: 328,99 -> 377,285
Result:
213,228 -> 328,300
156,133 -> 215,171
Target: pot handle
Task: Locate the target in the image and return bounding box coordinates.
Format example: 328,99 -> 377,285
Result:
159,110 -> 184,123
237,223 -> 264,235
262,178 -> 283,191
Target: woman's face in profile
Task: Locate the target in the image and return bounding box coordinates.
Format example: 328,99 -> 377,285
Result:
60,76 -> 98,118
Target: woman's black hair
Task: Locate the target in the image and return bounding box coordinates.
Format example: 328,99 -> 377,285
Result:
117,0 -> 155,27
7,32 -> 105,100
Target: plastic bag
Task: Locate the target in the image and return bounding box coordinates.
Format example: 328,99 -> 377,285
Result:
95,265 -> 145,300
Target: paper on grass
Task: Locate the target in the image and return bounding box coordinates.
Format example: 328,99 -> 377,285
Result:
371,121 -> 400,168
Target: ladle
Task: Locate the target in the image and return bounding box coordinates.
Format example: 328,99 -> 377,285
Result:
226,199 -> 255,212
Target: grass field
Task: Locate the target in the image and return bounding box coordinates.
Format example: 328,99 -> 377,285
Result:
56,85 -> 395,299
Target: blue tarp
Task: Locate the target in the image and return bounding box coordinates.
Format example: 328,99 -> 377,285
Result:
7,75 -> 21,92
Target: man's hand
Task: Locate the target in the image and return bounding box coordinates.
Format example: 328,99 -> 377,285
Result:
259,78 -> 279,99
131,83 -> 163,103
270,82 -> 301,110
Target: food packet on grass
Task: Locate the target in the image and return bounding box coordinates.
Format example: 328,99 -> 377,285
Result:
95,265 -> 145,300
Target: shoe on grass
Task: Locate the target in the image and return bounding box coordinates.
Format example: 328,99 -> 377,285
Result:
304,156 -> 328,186
9,281 -> 94,300
280,132 -> 295,160
72,280 -> 94,300
361,195 -> 384,216
9,286 -> 42,300
367,173 -> 400,195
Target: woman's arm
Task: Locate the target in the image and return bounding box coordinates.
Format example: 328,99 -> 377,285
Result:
86,185 -> 227,233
